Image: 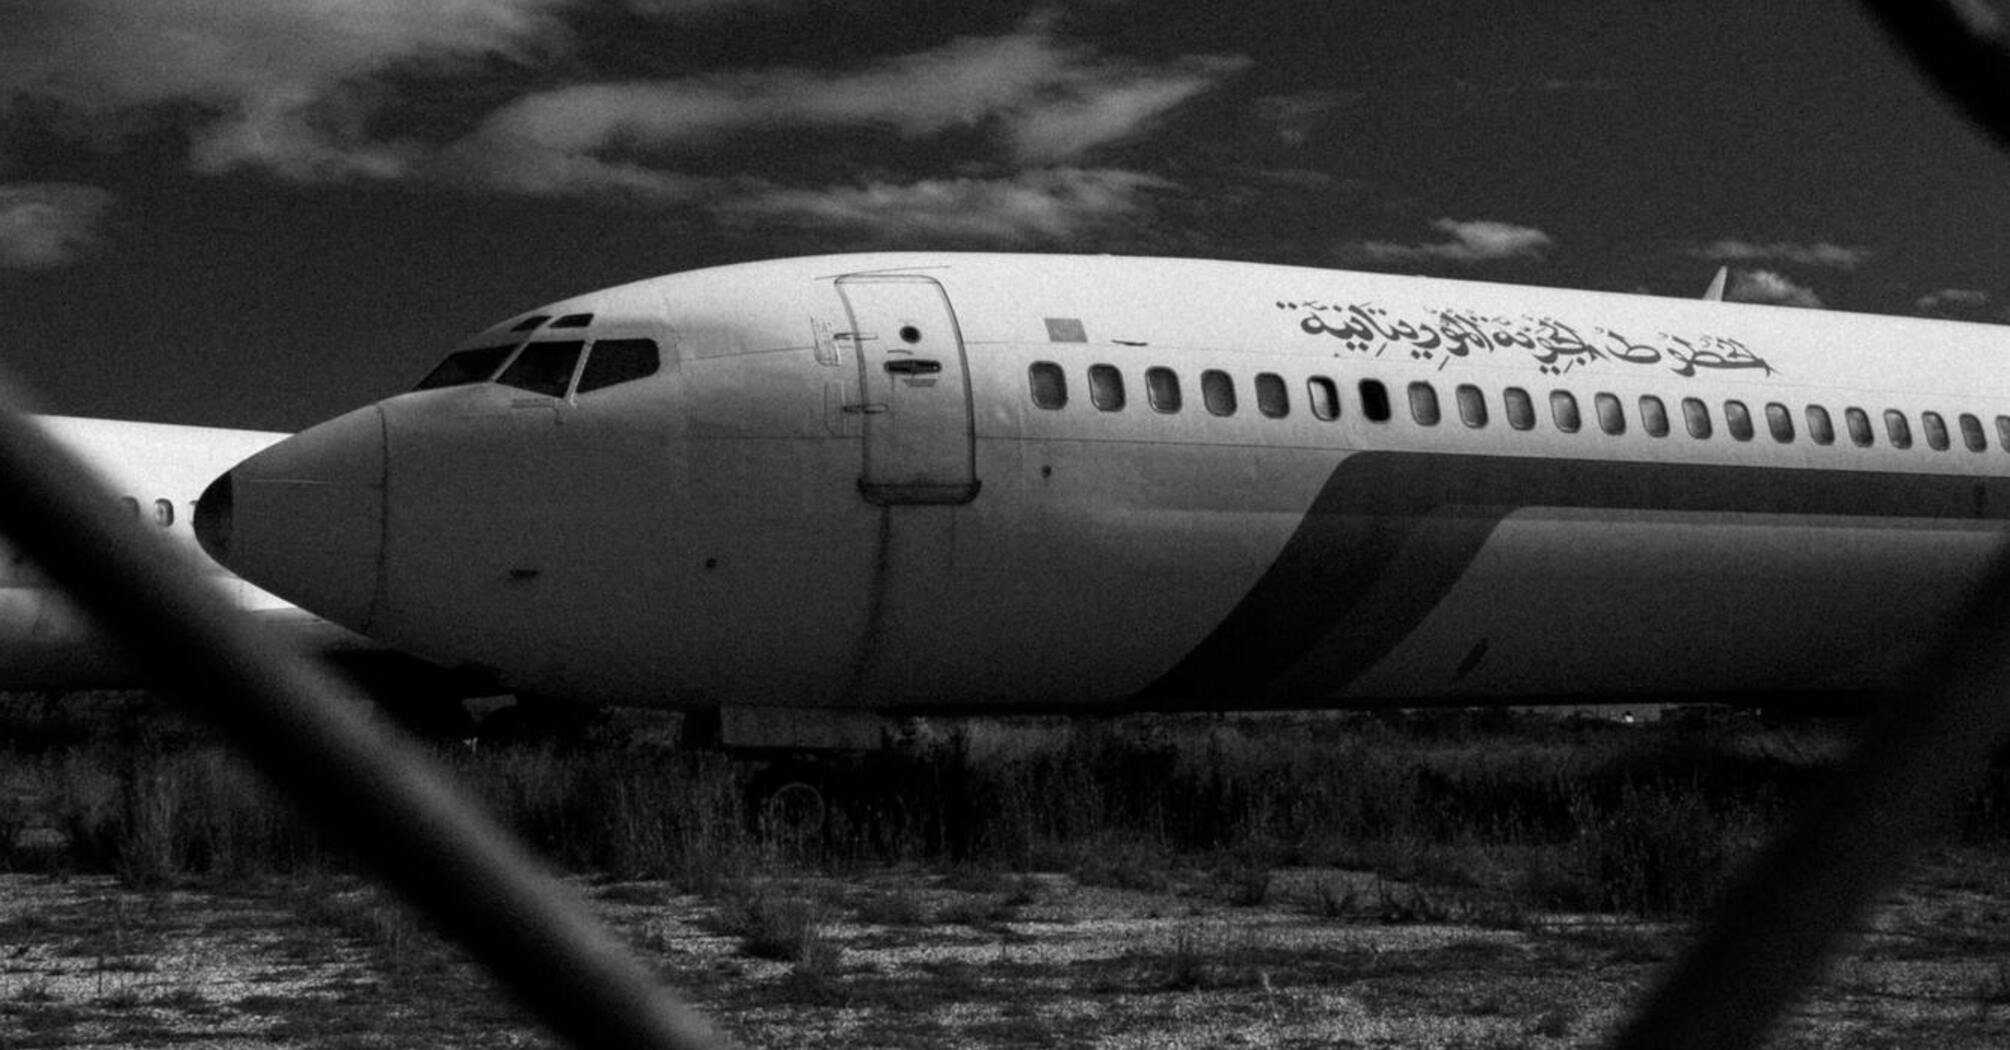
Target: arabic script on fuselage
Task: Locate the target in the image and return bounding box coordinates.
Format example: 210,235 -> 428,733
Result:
1277,301 -> 1777,378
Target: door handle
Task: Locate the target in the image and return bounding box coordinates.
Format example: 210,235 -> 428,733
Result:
884,358 -> 943,376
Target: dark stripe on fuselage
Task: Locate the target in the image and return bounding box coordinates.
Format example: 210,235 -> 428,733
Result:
1129,453 -> 2010,710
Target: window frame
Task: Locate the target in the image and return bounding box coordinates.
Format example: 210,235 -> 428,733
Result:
1806,405 -> 1835,446
1202,369 -> 1238,416
1307,376 -> 1340,421
1682,397 -> 1713,439
1408,381 -> 1441,426
1845,407 -> 1874,447
1088,364 -> 1127,412
1724,400 -> 1754,442
1359,379 -> 1391,422
1639,395 -> 1669,438
1549,390 -> 1581,433
1455,384 -> 1488,428
1884,409 -> 1913,449
1960,412 -> 1987,452
1255,372 -> 1290,418
1145,366 -> 1183,414
1764,402 -> 1795,443
1922,410 -> 1950,451
1028,361 -> 1067,409
1594,392 -> 1625,435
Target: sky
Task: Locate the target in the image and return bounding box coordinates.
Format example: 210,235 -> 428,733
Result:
5,1 -> 2010,431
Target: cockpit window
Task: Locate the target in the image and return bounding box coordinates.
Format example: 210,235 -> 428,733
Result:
414,344 -> 516,391
509,315 -> 551,332
496,340 -> 585,397
551,313 -> 595,329
576,338 -> 661,394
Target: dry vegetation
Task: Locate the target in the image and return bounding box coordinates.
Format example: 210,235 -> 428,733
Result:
5,693 -> 2010,1047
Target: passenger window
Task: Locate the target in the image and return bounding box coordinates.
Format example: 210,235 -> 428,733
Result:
1504,387 -> 1535,430
1999,415 -> 2010,450
1922,411 -> 1950,451
1408,382 -> 1441,425
1550,390 -> 1581,433
1595,393 -> 1625,435
1256,373 -> 1290,418
576,338 -> 661,394
1307,377 -> 1340,421
153,498 -> 174,527
1724,400 -> 1754,441
1359,379 -> 1391,422
120,496 -> 138,518
496,340 -> 586,398
414,344 -> 516,391
1683,398 -> 1712,439
1765,403 -> 1795,443
1807,405 -> 1835,445
1640,395 -> 1669,437
1089,364 -> 1126,411
1146,367 -> 1182,413
1204,370 -> 1238,416
1961,412 -> 1987,452
1456,384 -> 1488,428
1884,409 -> 1913,449
1029,362 -> 1067,409
1846,407 -> 1873,447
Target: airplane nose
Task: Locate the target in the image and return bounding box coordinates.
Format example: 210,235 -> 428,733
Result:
200,403 -> 387,633
193,470 -> 233,565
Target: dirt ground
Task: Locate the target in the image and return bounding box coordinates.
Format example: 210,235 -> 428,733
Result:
4,849 -> 2010,1050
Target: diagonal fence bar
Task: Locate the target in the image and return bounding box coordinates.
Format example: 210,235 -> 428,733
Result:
1609,5 -> 2010,1046
0,383 -> 731,1050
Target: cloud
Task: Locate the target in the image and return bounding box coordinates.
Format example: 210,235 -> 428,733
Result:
1346,218 -> 1553,265
0,184 -> 116,269
448,24 -> 1246,188
718,169 -> 1172,244
1727,269 -> 1825,308
1,7 -> 1241,246
1,0 -> 570,181
1689,239 -> 1872,270
1916,287 -> 1990,312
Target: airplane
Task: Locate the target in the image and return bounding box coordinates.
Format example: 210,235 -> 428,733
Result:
0,416 -> 290,688
0,416 -> 438,702
189,251 -> 2010,748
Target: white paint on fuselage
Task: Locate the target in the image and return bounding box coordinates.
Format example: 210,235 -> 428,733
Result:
0,416 -> 294,688
237,253 -> 2010,712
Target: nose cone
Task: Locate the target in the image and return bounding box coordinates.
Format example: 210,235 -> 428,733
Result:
193,470 -> 234,565
201,404 -> 387,632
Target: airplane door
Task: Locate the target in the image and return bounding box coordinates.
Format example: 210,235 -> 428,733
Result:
835,274 -> 981,505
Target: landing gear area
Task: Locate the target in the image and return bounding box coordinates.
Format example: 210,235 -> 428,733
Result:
741,753 -> 940,864
676,706 -> 958,860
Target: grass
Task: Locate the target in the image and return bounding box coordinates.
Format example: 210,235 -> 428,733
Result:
0,691 -> 1939,927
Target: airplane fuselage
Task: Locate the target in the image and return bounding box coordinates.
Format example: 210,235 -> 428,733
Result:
205,254 -> 2010,714
0,417 -> 295,688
